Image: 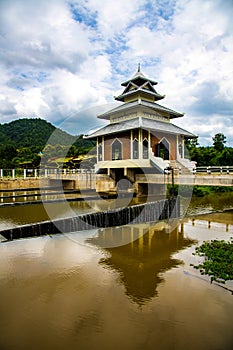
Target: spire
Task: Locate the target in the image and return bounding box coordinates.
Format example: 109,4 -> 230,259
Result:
133,63 -> 145,78
138,62 -> 141,72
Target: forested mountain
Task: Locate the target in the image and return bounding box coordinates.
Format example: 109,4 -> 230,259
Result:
0,118 -> 96,168
0,118 -> 75,147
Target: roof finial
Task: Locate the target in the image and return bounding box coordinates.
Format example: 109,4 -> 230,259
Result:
138,62 -> 141,72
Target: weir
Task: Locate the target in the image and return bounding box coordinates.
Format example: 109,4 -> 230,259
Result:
0,197 -> 180,241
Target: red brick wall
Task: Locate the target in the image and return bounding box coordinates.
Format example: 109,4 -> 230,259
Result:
102,130 -> 178,161
103,132 -> 131,160
150,132 -> 177,159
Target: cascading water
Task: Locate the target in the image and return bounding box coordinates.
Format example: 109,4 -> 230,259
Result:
0,197 -> 180,241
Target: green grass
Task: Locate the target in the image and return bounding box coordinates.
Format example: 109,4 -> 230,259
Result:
166,185 -> 233,197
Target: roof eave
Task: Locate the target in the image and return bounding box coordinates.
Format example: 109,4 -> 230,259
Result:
169,113 -> 184,119
85,117 -> 197,139
97,101 -> 184,119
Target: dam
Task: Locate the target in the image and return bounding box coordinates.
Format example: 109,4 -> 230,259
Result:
0,197 -> 180,241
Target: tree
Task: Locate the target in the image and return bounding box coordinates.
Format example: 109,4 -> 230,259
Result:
184,137 -> 199,159
185,137 -> 199,151
0,145 -> 17,168
212,133 -> 226,152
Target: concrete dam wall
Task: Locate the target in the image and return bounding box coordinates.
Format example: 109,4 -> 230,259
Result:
0,197 -> 180,241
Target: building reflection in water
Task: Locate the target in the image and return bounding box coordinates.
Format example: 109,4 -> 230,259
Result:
86,220 -> 196,305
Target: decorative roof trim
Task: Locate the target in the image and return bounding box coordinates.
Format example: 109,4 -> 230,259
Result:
115,88 -> 164,102
97,100 -> 183,120
85,116 -> 197,139
121,75 -> 158,87
121,66 -> 158,86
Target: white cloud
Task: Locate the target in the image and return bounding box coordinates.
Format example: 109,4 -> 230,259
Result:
0,0 -> 92,70
15,88 -> 49,117
0,0 -> 232,145
122,0 -> 233,144
42,69 -> 108,119
71,0 -> 144,38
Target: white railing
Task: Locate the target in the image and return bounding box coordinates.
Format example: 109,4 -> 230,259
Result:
176,157 -> 196,171
149,149 -> 169,172
0,168 -> 95,180
0,165 -> 232,180
195,166 -> 233,174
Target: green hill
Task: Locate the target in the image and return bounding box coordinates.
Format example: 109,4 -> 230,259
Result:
0,118 -> 96,168
0,118 -> 75,147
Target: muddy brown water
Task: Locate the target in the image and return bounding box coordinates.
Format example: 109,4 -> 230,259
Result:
0,193 -> 232,350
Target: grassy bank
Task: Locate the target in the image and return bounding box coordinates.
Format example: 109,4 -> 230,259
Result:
167,184 -> 233,197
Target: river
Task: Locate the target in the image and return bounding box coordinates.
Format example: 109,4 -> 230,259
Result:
0,192 -> 232,350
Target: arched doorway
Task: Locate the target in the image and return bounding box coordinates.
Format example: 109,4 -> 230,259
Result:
112,139 -> 122,160
155,138 -> 170,160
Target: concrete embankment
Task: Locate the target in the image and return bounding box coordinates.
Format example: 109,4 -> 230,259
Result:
0,178 -> 50,190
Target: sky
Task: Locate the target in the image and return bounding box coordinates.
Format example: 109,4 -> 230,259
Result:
0,0 -> 232,146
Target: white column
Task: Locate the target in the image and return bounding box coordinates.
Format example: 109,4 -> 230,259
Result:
130,130 -> 133,159
102,136 -> 104,161
139,129 -> 142,159
23,169 -> 26,179
0,169 -> 3,178
182,136 -> 185,158
96,137 -> 99,162
12,169 -> 15,179
176,135 -> 179,159
148,130 -> 151,159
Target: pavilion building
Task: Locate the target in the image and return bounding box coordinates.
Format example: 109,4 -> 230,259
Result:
86,65 -> 196,188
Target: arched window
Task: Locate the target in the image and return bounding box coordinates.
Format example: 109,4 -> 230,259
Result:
112,139 -> 122,160
98,143 -> 102,161
143,138 -> 148,159
156,138 -> 170,160
133,138 -> 139,159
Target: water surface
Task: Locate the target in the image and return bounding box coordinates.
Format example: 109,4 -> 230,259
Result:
0,211 -> 232,350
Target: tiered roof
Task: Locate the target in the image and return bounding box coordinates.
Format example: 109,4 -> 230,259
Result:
97,99 -> 184,120
85,116 -> 195,138
86,65 -> 196,139
115,64 -> 165,102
